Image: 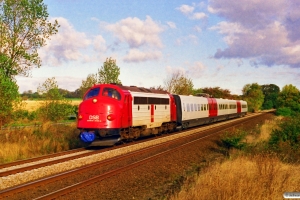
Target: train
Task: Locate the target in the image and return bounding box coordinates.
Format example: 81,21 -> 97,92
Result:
77,83 -> 248,146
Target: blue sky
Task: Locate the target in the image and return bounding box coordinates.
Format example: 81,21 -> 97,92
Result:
16,0 -> 300,95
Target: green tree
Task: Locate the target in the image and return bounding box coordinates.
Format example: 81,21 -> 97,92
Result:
0,68 -> 20,125
192,88 -> 203,96
202,87 -> 232,99
37,77 -> 74,121
98,57 -> 121,84
0,0 -> 59,78
277,84 -> 300,114
269,114 -> 300,155
164,71 -> 194,95
242,83 -> 264,112
79,73 -> 98,98
261,84 -> 280,109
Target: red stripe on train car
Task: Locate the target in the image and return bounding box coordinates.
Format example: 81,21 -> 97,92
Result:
208,98 -> 218,117
151,104 -> 154,122
169,94 -> 177,122
237,101 -> 241,113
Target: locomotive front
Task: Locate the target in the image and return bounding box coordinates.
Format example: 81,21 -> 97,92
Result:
77,84 -> 124,146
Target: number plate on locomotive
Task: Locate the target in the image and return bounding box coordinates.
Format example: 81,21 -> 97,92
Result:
87,115 -> 100,122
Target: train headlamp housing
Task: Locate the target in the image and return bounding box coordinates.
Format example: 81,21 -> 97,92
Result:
107,114 -> 115,121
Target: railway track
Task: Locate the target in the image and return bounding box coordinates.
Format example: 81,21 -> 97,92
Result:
0,111 -> 270,199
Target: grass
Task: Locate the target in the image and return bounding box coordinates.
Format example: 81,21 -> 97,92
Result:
0,99 -> 83,164
0,123 -> 81,164
23,99 -> 81,111
170,116 -> 300,200
172,155 -> 299,200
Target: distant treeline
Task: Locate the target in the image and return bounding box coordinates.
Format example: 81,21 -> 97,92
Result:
20,88 -> 82,99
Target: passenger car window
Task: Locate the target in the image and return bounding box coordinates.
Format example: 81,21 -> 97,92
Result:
102,88 -> 121,100
84,87 -> 100,100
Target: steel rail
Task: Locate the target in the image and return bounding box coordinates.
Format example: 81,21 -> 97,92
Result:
0,148 -> 85,170
0,112 -> 270,199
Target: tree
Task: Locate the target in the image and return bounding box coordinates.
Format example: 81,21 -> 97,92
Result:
261,84 -> 280,109
0,68 -> 20,125
192,88 -> 203,96
277,84 -> 300,114
98,57 -> 121,84
37,77 -> 74,121
150,85 -> 167,92
37,77 -> 63,100
164,71 -> 193,95
201,87 -> 232,99
242,83 -> 264,112
79,73 -> 98,98
0,0 -> 59,78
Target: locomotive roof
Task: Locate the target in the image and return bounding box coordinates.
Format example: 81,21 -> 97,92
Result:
116,85 -> 169,94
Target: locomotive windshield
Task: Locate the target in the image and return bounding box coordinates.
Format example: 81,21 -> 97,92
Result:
84,87 -> 100,100
102,88 -> 121,100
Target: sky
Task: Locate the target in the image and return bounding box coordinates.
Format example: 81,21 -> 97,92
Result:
15,0 -> 300,95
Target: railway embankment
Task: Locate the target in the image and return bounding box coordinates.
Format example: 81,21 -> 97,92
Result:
0,112 -> 281,199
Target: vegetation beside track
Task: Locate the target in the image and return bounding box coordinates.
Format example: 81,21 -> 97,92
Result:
170,114 -> 300,200
0,123 -> 81,164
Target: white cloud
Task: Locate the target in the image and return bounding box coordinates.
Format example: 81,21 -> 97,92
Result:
191,12 -> 207,20
194,25 -> 202,33
177,5 -> 194,15
105,16 -> 163,48
167,21 -> 176,29
93,35 -> 107,52
177,4 -> 207,20
39,17 -> 91,66
208,0 -> 300,68
165,61 -> 206,79
186,61 -> 206,78
175,35 -> 199,46
123,49 -> 162,63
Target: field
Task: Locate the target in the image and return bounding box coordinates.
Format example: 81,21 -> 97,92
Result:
171,116 -> 300,200
23,99 -> 82,111
172,155 -> 300,200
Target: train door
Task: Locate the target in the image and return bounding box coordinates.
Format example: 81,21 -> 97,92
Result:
121,94 -> 132,127
150,104 -> 154,122
208,98 -> 218,117
172,95 -> 182,125
237,101 -> 241,113
169,94 -> 177,122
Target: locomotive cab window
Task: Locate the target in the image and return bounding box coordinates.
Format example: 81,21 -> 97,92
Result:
84,87 -> 100,100
102,88 -> 121,100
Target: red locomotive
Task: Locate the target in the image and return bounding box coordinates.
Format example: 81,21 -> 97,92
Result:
77,83 -> 247,146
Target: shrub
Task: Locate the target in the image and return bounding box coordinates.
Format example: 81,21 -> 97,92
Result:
221,130 -> 247,150
268,114 -> 300,162
276,107 -> 292,116
12,109 -> 29,120
37,101 -> 75,122
37,77 -> 77,122
269,115 -> 300,148
0,69 -> 20,126
28,111 -> 38,121
11,109 -> 38,122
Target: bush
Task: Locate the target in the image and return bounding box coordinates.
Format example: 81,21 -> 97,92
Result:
11,109 -> 38,122
276,107 -> 292,116
28,111 -> 38,121
269,114 -> 300,152
37,78 -> 77,122
0,69 -> 20,126
38,101 -> 75,122
221,130 -> 247,150
268,114 -> 300,163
